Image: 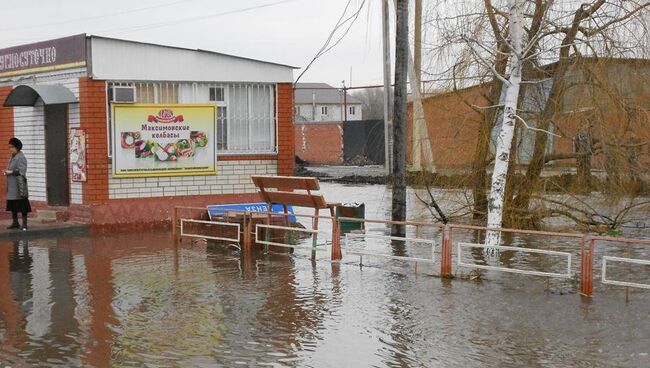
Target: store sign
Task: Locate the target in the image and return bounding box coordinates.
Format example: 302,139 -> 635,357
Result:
70,129 -> 87,182
0,34 -> 86,77
111,104 -> 216,178
207,203 -> 296,222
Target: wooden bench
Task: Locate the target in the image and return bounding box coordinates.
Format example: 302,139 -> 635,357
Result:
251,175 -> 341,259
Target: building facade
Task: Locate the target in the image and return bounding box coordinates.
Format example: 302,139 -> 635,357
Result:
407,58 -> 650,171
0,34 -> 295,227
294,82 -> 362,123
293,83 -> 362,164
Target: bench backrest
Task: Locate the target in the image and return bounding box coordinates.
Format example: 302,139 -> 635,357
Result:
251,175 -> 328,209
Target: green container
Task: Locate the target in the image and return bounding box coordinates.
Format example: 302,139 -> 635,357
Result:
337,203 -> 365,234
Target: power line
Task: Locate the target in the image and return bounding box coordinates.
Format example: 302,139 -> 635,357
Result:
295,0 -> 367,84
91,0 -> 297,35
0,0 -> 194,32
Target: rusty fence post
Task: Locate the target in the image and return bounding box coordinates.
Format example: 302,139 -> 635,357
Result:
440,225 -> 452,277
331,216 -> 342,261
242,211 -> 253,255
580,236 -> 594,297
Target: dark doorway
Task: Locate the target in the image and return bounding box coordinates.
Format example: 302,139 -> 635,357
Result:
44,104 -> 70,206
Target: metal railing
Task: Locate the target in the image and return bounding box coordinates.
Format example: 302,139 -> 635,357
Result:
172,205 -> 650,299
601,256 -> 650,290
344,232 -> 436,264
457,242 -> 572,278
255,223 -> 322,251
180,219 -> 240,243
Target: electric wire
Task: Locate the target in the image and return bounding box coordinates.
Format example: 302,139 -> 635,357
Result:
295,0 -> 368,84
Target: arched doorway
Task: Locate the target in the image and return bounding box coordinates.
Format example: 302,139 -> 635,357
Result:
4,84 -> 78,206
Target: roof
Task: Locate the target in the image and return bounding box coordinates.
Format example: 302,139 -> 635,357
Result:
88,36 -> 295,83
295,83 -> 362,104
88,35 -> 298,69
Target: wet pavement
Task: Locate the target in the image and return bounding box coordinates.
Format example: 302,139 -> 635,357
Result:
0,220 -> 88,240
0,183 -> 648,367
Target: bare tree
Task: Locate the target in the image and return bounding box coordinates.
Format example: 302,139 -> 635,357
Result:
417,0 -> 650,232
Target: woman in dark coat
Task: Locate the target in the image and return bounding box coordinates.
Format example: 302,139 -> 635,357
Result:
5,138 -> 31,230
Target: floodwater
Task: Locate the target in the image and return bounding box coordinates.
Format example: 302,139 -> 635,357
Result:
1,183 -> 649,367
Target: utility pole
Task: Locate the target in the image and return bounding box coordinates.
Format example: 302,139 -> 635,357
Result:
414,0 -> 422,85
381,0 -> 392,175
342,81 -> 348,124
391,0 -> 408,237
411,0 -> 423,171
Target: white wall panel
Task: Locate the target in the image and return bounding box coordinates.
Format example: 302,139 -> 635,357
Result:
91,37 -> 294,83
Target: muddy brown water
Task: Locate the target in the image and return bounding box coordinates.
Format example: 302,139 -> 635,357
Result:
1,183 -> 649,367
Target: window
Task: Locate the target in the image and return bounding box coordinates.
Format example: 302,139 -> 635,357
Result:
209,86 -> 224,102
107,82 -> 276,155
216,106 -> 228,151
349,106 -> 356,115
321,106 -> 328,115
225,84 -> 275,152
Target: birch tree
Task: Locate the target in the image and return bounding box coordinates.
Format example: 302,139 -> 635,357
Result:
485,0 -> 525,247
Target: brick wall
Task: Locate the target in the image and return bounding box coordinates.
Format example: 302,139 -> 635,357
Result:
277,83 -> 295,175
0,86 -> 14,204
108,160 -> 277,199
407,85 -> 486,168
79,78 -> 110,205
294,122 -> 343,165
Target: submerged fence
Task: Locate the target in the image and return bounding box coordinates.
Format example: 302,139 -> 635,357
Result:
172,206 -> 650,299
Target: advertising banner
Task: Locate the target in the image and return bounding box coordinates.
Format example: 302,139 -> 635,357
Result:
111,104 -> 216,178
70,128 -> 87,182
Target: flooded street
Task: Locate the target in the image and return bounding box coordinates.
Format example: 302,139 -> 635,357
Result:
1,183 -> 649,367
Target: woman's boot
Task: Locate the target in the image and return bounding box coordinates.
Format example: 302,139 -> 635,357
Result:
7,212 -> 19,229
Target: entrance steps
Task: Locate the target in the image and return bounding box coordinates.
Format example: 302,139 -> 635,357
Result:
33,208 -> 70,224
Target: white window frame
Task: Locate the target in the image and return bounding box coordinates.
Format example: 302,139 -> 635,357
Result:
321,106 -> 328,115
349,106 -> 356,115
218,83 -> 276,155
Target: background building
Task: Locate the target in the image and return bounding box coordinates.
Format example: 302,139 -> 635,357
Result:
407,58 -> 650,172
294,82 -> 362,123
293,83 -> 363,165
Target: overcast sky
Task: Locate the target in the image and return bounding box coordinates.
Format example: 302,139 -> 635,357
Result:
0,0 -> 391,87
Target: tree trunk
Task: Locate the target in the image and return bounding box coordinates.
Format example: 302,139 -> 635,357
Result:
485,0 -> 525,247
392,0 -> 408,237
511,60 -> 571,211
471,41 -> 509,220
502,125 -> 520,227
511,1 -> 606,213
575,130 -> 592,192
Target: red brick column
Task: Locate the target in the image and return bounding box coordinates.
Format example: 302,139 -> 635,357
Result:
79,78 -> 109,205
276,83 -> 295,176
0,86 -> 15,203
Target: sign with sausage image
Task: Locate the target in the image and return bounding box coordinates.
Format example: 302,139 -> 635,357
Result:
111,104 -> 216,178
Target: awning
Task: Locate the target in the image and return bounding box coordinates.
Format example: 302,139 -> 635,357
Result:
3,84 -> 78,106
